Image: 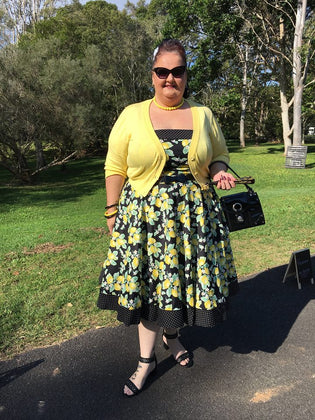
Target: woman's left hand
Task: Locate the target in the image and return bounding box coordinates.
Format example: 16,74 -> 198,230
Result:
213,171 -> 236,190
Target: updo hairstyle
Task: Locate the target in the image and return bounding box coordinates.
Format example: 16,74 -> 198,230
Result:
152,39 -> 187,67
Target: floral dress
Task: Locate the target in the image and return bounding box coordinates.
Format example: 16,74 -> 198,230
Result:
97,129 -> 238,328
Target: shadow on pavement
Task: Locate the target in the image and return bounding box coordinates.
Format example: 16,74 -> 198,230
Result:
181,257 -> 315,355
0,359 -> 44,389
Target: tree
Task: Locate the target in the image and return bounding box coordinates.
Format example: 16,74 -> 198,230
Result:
0,40 -> 86,181
0,0 -> 157,182
236,32 -> 264,147
148,0 -> 267,147
0,0 -> 58,44
236,0 -> 315,153
292,0 -> 315,145
146,0 -> 315,148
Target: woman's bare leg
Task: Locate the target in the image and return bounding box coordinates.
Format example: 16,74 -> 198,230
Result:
123,319 -> 160,396
163,328 -> 190,366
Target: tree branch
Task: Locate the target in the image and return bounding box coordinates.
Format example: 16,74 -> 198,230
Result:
302,39 -> 314,85
31,151 -> 77,176
288,125 -> 294,137
304,78 -> 315,89
235,1 -> 293,67
288,96 -> 294,108
262,0 -> 296,28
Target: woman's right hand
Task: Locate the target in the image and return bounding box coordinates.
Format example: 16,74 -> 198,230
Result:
105,174 -> 125,235
107,216 -> 116,235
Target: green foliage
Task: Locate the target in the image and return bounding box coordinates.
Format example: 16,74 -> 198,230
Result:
0,0 -> 157,182
21,1 -> 121,57
150,0 -> 242,78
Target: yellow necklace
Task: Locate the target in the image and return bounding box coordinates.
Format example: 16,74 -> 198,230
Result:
153,97 -> 184,111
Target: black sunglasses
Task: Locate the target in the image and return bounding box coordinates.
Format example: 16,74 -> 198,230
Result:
152,66 -> 186,79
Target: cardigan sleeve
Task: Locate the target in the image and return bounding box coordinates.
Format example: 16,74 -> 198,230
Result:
104,108 -> 130,179
207,109 -> 230,166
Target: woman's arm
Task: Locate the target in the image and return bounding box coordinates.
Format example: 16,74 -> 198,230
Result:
210,162 -> 235,190
105,174 -> 125,234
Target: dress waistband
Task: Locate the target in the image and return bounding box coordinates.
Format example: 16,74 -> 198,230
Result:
158,173 -> 195,184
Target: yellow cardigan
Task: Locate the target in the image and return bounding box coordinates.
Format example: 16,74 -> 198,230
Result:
105,98 -> 230,197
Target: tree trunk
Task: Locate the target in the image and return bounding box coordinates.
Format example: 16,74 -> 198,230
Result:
239,45 -> 248,148
279,84 -> 292,155
240,107 -> 246,148
279,15 -> 292,155
35,139 -> 46,169
292,0 -> 307,146
254,99 -> 265,145
293,85 -> 304,146
16,149 -> 31,182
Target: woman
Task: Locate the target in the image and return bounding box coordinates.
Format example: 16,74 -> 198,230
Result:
97,39 -> 238,397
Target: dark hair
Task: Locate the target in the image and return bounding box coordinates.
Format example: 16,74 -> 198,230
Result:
152,39 -> 187,67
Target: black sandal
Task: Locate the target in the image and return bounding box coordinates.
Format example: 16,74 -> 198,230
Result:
123,355 -> 157,397
163,331 -> 193,368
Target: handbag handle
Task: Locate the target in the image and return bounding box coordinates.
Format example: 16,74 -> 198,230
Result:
225,164 -> 254,192
209,163 -> 255,191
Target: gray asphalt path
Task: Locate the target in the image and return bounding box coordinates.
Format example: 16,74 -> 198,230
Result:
1,258 -> 315,420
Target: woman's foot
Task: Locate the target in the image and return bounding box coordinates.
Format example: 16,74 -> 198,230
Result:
123,355 -> 157,397
163,330 -> 193,367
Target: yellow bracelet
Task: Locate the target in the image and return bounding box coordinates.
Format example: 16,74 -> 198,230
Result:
104,209 -> 118,218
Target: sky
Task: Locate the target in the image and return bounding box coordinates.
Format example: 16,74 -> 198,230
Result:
104,0 -> 134,10
78,0 -> 136,10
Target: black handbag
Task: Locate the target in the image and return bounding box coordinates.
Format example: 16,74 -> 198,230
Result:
218,166 -> 265,232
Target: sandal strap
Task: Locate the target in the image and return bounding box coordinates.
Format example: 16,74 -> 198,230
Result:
163,331 -> 178,340
124,378 -> 140,395
139,355 -> 156,364
176,351 -> 191,363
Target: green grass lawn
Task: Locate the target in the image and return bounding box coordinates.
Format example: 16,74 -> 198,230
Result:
0,143 -> 314,359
